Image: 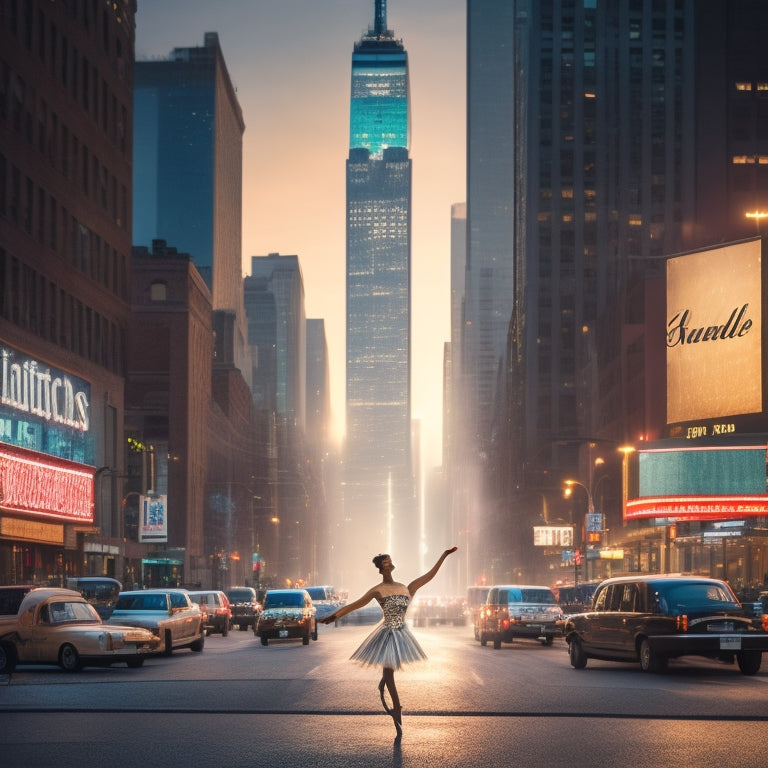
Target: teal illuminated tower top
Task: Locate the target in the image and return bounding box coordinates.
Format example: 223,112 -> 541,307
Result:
350,0 -> 410,156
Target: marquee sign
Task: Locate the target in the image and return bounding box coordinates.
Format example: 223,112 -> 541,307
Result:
625,495 -> 768,521
1,344 -> 90,431
0,443 -> 94,523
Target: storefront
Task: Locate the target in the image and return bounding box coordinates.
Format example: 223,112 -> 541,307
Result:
0,344 -> 98,585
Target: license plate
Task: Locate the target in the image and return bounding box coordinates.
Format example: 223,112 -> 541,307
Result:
720,636 -> 741,650
279,629 -> 288,638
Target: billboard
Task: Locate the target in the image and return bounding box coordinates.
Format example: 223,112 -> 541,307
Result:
666,239 -> 763,425
139,494 -> 168,543
625,439 -> 768,522
533,526 -> 573,547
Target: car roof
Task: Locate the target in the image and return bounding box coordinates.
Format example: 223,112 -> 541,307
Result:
596,575 -> 728,586
118,588 -> 190,596
17,588 -> 84,609
266,588 -> 309,595
490,584 -> 555,590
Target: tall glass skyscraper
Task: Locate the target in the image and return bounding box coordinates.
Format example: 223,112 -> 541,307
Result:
343,0 -> 414,589
133,33 -> 250,381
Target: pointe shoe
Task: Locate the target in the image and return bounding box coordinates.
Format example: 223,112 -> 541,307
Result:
391,705 -> 403,738
378,677 -> 391,714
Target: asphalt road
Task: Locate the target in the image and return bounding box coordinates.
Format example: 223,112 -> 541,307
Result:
2,622 -> 767,767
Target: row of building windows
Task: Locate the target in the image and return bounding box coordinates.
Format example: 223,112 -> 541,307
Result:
1,0 -> 131,85
1,60 -> 130,227
0,152 -> 129,299
0,248 -> 124,374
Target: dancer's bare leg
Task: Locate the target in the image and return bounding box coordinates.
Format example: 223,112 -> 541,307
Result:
382,667 -> 402,736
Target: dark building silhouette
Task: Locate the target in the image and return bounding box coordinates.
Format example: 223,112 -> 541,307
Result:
0,1 -> 136,584
458,0 -> 768,585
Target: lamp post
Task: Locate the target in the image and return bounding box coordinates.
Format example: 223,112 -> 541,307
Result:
565,477 -> 605,582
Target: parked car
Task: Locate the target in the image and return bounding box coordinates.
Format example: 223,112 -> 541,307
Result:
466,586 -> 491,638
304,585 -> 342,621
226,586 -> 261,631
563,575 -> 768,674
410,595 -> 465,627
338,602 -> 383,626
475,585 -> 563,648
0,588 -> 160,672
554,581 -> 600,617
256,588 -> 317,646
106,589 -> 205,655
65,577 -> 122,620
0,585 -> 38,616
188,590 -> 232,636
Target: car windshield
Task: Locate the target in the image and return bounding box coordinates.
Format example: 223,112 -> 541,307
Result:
114,594 -> 168,611
503,588 -> 556,604
305,588 -> 327,601
44,600 -> 100,624
265,593 -> 303,608
656,582 -> 740,613
227,590 -> 254,603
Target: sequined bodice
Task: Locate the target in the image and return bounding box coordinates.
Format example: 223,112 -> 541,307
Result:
378,593 -> 410,629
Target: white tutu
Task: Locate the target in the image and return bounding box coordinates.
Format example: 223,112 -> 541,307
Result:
349,594 -> 427,670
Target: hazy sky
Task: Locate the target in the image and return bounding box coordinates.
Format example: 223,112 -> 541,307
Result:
135,0 -> 466,469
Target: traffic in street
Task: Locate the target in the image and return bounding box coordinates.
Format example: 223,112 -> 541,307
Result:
2,621 -> 767,767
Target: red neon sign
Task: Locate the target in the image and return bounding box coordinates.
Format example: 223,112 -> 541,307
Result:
625,495 -> 768,522
0,444 -> 94,523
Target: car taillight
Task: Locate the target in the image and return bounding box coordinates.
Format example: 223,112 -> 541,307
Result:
675,614 -> 688,631
762,614 -> 768,632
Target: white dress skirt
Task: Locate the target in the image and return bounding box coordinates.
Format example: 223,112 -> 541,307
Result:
349,593 -> 427,670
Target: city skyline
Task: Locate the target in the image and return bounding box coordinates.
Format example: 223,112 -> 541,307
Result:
134,0 -> 466,469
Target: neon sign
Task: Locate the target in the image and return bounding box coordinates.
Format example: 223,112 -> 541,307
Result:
1,345 -> 90,431
0,444 -> 94,523
625,495 -> 768,521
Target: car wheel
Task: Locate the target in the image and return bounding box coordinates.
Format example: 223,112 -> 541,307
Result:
126,657 -> 145,668
568,637 -> 588,669
222,622 -> 229,638
737,649 -> 762,675
163,629 -> 174,656
302,630 -> 310,645
639,638 -> 666,672
190,633 -> 205,653
0,642 -> 18,674
493,635 -> 502,650
59,643 -> 81,672
260,636 -> 268,646
479,631 -> 488,647
542,635 -> 554,646
311,621 -> 318,641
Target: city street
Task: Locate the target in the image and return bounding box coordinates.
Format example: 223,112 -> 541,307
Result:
2,622 -> 768,767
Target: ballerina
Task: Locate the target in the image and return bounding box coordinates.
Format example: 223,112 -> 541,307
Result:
321,547 -> 457,738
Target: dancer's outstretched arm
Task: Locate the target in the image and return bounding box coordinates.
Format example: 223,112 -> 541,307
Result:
320,586 -> 377,624
407,547 -> 458,595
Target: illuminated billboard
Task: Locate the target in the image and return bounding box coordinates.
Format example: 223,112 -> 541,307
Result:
625,440 -> 768,522
666,239 -> 763,425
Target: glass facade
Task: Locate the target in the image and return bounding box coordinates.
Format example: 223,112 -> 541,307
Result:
350,52 -> 409,155
133,33 -> 245,320
343,3 -> 415,585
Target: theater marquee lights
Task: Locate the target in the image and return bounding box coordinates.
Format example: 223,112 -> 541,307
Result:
0,444 -> 94,523
625,440 -> 768,522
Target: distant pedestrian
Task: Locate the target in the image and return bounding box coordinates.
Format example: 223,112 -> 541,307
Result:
321,547 -> 457,739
